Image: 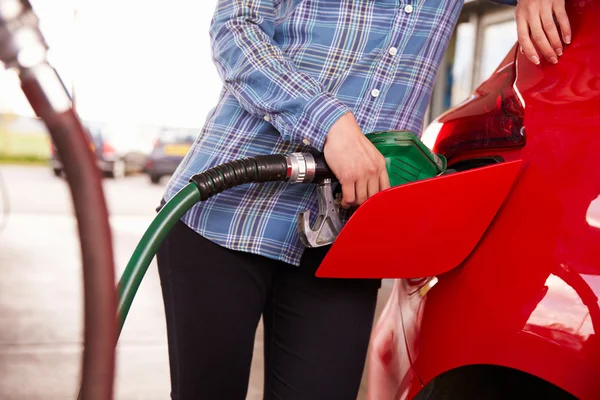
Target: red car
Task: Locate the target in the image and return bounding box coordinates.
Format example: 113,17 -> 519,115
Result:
317,1 -> 599,399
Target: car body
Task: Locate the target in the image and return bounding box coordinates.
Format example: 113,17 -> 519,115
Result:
317,1 -> 599,398
145,128 -> 196,184
51,121 -> 149,178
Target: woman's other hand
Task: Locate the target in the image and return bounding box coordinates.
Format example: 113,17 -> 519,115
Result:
515,0 -> 571,65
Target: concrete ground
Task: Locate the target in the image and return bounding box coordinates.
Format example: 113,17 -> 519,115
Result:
0,165 -> 393,399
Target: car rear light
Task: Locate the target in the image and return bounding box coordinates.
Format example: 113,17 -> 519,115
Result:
102,143 -> 115,155
422,48 -> 525,161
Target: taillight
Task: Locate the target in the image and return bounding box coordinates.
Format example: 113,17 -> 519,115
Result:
422,47 -> 525,161
102,143 -> 115,155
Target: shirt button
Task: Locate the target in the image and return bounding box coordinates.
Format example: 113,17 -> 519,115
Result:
302,138 -> 311,146
264,115 -> 271,122
371,89 -> 381,98
389,47 -> 398,56
404,4 -> 413,14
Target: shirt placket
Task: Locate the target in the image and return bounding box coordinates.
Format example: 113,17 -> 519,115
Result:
355,1 -> 419,133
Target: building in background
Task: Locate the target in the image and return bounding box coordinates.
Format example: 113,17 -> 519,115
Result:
427,0 -> 518,124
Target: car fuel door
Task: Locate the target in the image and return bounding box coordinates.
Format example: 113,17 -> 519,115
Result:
316,160 -> 523,279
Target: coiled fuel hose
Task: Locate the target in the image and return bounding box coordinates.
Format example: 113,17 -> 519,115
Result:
117,152 -> 333,336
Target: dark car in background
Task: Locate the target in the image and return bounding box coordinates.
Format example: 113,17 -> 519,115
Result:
146,128 -> 196,184
51,121 -> 149,179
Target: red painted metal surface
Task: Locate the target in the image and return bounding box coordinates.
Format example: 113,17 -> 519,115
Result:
316,160 -> 522,279
343,0 -> 600,398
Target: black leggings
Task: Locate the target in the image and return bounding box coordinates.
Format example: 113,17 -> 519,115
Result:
156,220 -> 381,400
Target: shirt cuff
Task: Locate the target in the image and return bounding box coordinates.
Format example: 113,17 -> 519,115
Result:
288,93 -> 351,152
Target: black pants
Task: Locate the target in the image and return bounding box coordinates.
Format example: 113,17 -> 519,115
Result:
156,220 -> 381,400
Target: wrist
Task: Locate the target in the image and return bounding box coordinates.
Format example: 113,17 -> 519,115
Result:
291,93 -> 351,151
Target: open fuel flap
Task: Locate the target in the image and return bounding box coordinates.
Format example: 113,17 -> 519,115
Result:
316,160 -> 523,279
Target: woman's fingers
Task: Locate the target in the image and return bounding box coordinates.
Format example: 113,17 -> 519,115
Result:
553,1 -> 571,44
540,7 -> 563,57
529,13 -> 558,63
517,13 -> 540,65
355,180 -> 368,206
515,0 -> 571,65
340,182 -> 356,209
367,176 -> 380,199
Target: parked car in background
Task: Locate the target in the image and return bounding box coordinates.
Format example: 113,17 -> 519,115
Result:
146,128 -> 196,184
316,1 -> 599,399
51,121 -> 150,178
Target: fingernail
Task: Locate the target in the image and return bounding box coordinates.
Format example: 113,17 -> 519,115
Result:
549,56 -> 558,64
565,35 -> 571,44
531,55 -> 540,65
555,48 -> 563,56
519,46 -> 524,54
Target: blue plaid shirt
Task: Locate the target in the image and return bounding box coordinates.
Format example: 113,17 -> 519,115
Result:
165,0 -> 466,266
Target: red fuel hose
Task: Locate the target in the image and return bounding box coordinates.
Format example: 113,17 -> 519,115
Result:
20,66 -> 117,400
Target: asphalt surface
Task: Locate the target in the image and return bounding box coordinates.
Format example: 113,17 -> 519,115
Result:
0,165 -> 392,400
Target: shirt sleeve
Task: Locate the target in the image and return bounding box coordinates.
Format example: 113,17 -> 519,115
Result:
209,0 -> 351,151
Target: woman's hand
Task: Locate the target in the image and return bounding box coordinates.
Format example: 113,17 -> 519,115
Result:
323,113 -> 391,208
515,0 -> 571,65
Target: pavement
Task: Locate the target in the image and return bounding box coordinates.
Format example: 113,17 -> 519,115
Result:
0,165 -> 393,400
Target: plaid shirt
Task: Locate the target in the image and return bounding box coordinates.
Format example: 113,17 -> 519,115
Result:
165,0 -> 464,266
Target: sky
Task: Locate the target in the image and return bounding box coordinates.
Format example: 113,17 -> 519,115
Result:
0,0 -> 223,128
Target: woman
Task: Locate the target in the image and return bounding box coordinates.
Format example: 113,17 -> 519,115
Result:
157,1 -> 570,398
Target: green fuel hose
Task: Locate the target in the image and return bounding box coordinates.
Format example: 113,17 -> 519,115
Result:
115,134 -> 445,337
116,152 -> 325,336
117,183 -> 200,336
